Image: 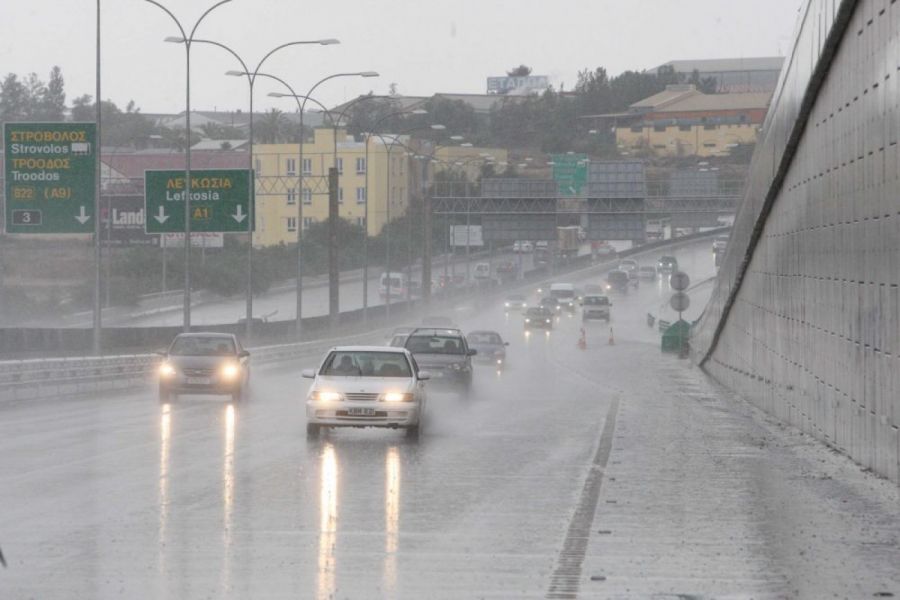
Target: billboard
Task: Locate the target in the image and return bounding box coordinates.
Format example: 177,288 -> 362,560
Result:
486,75 -> 550,95
100,195 -> 157,246
449,225 -> 483,248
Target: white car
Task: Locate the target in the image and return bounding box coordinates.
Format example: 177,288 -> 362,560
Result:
303,346 -> 429,439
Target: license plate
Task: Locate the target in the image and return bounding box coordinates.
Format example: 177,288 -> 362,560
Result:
186,377 -> 211,385
347,407 -> 376,416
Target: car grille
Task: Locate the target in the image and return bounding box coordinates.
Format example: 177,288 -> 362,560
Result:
344,392 -> 380,402
183,368 -> 215,376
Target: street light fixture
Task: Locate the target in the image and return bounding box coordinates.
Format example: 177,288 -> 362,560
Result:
144,0 -> 233,332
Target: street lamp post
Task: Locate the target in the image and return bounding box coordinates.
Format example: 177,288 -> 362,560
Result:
143,0 -> 233,332
172,38 -> 339,341
268,71 -> 379,336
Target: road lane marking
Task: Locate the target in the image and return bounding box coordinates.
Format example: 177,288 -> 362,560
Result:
546,397 -> 619,599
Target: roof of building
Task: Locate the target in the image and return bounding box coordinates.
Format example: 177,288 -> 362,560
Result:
630,85 -> 700,110
628,85 -> 771,114
648,57 -> 785,74
100,150 -> 248,179
190,139 -> 250,151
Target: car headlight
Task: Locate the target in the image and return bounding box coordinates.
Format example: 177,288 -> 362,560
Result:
525,318 -> 531,323
159,362 -> 176,377
311,390 -> 343,402
382,392 -> 414,403
449,363 -> 463,371
546,319 -> 551,324
505,302 -> 510,307
221,362 -> 241,380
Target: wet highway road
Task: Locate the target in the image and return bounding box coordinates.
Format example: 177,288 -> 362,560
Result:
1,240 -> 898,599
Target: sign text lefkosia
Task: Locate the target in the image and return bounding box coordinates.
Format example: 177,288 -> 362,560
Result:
144,169 -> 253,234
4,122 -> 97,233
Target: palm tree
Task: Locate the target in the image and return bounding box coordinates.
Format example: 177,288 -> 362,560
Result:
256,108 -> 289,144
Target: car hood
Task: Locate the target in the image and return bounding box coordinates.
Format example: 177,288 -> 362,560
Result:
313,376 -> 414,393
167,355 -> 235,369
411,353 -> 467,368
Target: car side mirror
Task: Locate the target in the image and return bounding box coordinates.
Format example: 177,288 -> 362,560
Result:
467,349 -> 477,356
418,370 -> 431,381
301,369 -> 316,379
239,350 -> 250,358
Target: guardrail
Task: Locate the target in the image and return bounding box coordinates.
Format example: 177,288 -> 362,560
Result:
0,229 -> 728,402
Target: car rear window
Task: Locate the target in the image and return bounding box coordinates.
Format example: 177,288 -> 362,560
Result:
321,351 -> 412,377
406,334 -> 466,355
469,332 -> 502,344
583,296 -> 609,306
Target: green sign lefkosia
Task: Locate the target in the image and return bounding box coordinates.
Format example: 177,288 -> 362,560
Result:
144,169 -> 253,234
552,153 -> 588,196
4,122 -> 97,234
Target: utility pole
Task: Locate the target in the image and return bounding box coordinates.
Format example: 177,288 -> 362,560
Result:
328,167 -> 340,325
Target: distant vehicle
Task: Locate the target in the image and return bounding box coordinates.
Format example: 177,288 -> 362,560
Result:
605,269 -> 630,294
496,260 -> 516,276
380,271 -> 409,299
388,333 -> 410,347
302,346 -> 427,438
513,240 -> 534,253
582,294 -> 612,321
504,294 -> 528,312
618,259 -> 640,286
593,241 -> 616,257
646,219 -> 664,241
535,240 -> 549,250
557,226 -> 580,259
467,330 -> 509,368
422,315 -> 456,328
549,283 -> 577,312
540,297 -> 562,313
638,265 -> 658,280
157,333 -> 250,403
403,328 -> 474,394
524,306 -> 554,330
534,246 -> 551,266
658,256 -> 679,274
584,283 -> 606,295
713,235 -> 729,253
473,262 -> 491,280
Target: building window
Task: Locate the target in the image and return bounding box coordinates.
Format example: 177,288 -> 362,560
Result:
336,157 -> 343,174
356,157 -> 366,174
653,123 -> 667,132
678,124 -> 691,132
704,124 -> 717,130
356,217 -> 366,228
302,217 -> 313,230
630,125 -> 643,133
302,158 -> 312,175
703,142 -> 717,148
254,158 -> 262,175
287,189 -> 297,205
338,187 -> 344,203
286,217 -> 297,232
302,188 -> 312,204
356,187 -> 366,204
286,158 -> 296,175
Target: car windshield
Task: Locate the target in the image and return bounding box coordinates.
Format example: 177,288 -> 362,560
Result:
608,271 -> 627,282
507,295 -> 525,301
169,336 -> 235,356
406,334 -> 466,355
526,308 -> 551,317
540,298 -> 558,305
468,332 -> 502,345
583,296 -> 609,306
320,351 -> 412,377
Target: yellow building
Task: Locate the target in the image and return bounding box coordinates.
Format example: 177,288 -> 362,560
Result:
252,128 -> 412,247
600,85 -> 770,158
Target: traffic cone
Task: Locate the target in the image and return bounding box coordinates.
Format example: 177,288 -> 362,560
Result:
577,328 -> 587,350
608,327 -> 615,346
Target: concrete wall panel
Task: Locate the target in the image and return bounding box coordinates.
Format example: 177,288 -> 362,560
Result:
694,0 -> 900,483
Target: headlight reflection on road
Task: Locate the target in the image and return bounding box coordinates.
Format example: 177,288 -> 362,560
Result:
317,443 -> 338,600
221,403 -> 236,594
384,446 -> 401,595
157,403 -> 171,578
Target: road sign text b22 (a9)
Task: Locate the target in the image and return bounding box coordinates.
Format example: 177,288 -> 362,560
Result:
4,122 -> 97,234
144,169 -> 253,234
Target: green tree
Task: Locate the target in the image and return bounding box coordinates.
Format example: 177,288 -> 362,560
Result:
39,66 -> 66,120
0,74 -> 29,122
255,108 -> 290,143
507,64 -> 533,77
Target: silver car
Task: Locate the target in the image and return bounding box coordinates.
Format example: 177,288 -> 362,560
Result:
303,346 -> 429,439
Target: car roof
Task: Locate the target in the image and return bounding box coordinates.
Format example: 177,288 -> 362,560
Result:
174,332 -> 234,339
329,345 -> 410,353
408,327 -> 463,336
468,330 -> 502,336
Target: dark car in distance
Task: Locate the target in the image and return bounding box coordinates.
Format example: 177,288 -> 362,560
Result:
157,333 -> 250,403
524,306 -> 554,330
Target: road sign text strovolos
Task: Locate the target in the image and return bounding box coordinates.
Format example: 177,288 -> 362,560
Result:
144,169 -> 253,234
3,122 -> 97,234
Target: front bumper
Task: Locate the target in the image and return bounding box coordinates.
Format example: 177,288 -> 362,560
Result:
419,368 -> 471,388
306,400 -> 421,428
159,375 -> 242,395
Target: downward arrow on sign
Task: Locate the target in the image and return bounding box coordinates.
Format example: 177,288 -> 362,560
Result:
154,206 -> 169,224
232,205 -> 247,223
75,206 -> 91,224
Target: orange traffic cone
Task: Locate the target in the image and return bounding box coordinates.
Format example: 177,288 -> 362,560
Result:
608,327 -> 615,346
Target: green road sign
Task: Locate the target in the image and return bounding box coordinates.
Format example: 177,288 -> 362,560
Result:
144,169 -> 253,234
4,122 -> 97,234
552,153 -> 588,196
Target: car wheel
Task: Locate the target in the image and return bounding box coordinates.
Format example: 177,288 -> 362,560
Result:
406,422 -> 421,440
306,423 -> 320,438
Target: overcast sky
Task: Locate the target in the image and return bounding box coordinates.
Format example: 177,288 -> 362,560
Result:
2,0 -> 805,115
